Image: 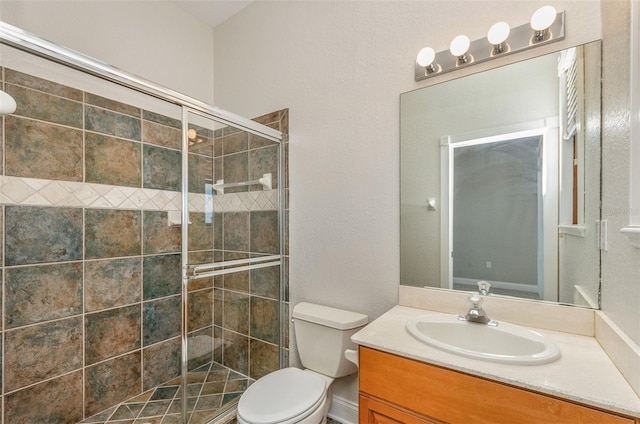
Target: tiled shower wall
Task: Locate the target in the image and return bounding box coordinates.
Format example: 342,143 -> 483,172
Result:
0,66 -> 289,422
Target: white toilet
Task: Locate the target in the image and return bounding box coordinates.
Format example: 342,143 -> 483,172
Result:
237,302 -> 368,424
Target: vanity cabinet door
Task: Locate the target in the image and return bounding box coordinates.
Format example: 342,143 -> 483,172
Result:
360,395 -> 445,424
359,347 -> 636,424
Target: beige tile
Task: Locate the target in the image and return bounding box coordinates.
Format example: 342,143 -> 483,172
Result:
85,305 -> 141,364
85,209 -> 142,259
86,132 -> 142,187
85,352 -> 142,417
5,371 -> 83,423
5,116 -> 83,181
5,262 -> 83,328
5,317 -> 83,392
85,258 -> 142,312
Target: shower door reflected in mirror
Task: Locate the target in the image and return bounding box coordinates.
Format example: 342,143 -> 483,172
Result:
400,41 -> 601,308
443,128 -> 557,301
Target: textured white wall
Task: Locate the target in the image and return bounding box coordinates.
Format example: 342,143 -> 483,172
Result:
212,0 -> 602,405
600,0 -> 640,346
0,0 -> 215,103
213,0 -> 601,319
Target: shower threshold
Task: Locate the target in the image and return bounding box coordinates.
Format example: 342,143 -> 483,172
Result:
78,361 -> 248,424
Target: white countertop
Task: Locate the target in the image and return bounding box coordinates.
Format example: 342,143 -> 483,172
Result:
351,305 -> 640,418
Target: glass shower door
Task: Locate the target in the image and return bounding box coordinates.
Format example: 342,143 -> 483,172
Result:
180,108 -> 284,423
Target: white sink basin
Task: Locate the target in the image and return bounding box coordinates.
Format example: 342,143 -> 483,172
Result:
406,314 -> 560,365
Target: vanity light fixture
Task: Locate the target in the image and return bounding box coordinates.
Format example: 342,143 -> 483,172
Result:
530,5 -> 558,42
487,21 -> 510,55
416,47 -> 439,74
450,35 -> 472,65
415,5 -> 564,81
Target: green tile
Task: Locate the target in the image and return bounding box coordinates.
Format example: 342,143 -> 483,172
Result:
6,84 -> 83,128
143,296 -> 181,346
143,145 -> 181,191
144,120 -> 181,150
143,338 -> 181,391
4,318 -> 83,392
5,206 -> 83,266
86,132 -> 141,187
223,212 -> 249,252
86,105 -> 141,140
249,339 -> 279,380
6,263 -> 83,328
5,68 -> 83,101
188,290 -> 213,332
222,152 -> 248,193
5,116 -> 83,181
250,297 -> 278,344
85,92 -> 141,117
85,305 -> 141,365
143,110 -> 181,129
5,371 -> 83,423
250,211 -> 279,254
249,145 -> 278,189
222,291 -> 249,335
85,209 -> 142,259
85,352 -> 142,417
143,211 -> 181,255
143,254 -> 181,300
85,258 -> 142,312
188,153 -> 213,193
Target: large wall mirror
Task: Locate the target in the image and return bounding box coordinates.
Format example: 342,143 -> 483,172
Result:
400,41 -> 602,308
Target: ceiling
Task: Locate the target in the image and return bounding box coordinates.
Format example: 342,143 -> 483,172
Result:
172,0 -> 252,28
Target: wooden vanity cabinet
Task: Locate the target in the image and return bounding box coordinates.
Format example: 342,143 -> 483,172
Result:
359,347 -> 639,424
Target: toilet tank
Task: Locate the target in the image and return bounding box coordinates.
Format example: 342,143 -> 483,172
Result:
292,302 -> 368,378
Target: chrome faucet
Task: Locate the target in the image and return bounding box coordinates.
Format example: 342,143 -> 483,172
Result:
459,295 -> 498,326
477,280 -> 491,296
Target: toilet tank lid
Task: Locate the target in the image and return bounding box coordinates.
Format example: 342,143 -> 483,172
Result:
292,302 -> 368,330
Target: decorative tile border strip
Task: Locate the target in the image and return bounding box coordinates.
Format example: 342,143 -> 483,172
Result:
214,189 -> 278,212
0,176 -> 278,212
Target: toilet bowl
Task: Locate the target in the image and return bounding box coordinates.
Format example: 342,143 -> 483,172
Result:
237,368 -> 329,424
237,303 -> 368,424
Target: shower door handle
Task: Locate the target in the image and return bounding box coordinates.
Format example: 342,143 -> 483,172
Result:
186,255 -> 281,280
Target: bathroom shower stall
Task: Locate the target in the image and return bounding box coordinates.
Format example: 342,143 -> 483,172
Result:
0,22 -> 288,424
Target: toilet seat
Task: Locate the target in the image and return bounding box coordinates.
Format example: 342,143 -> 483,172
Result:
237,367 -> 327,424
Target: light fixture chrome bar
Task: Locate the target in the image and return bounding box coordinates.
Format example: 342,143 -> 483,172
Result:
0,21 -> 282,143
415,11 -> 565,81
187,260 -> 281,280
188,255 -> 281,275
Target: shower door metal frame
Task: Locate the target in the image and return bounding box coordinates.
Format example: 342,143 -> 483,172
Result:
0,20 -> 287,424
0,21 -> 281,142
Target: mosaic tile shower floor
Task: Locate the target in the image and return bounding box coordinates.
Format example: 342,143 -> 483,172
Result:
79,362 -> 248,424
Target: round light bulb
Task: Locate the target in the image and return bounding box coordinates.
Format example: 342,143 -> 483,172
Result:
450,35 -> 471,57
487,21 -> 510,45
187,129 -> 197,140
530,5 -> 557,31
416,47 -> 436,67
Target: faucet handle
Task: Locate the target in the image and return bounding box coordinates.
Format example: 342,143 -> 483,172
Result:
468,294 -> 483,307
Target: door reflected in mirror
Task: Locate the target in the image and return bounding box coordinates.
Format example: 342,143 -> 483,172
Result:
400,41 -> 601,308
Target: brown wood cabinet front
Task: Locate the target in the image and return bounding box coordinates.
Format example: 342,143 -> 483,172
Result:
359,346 -> 638,424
